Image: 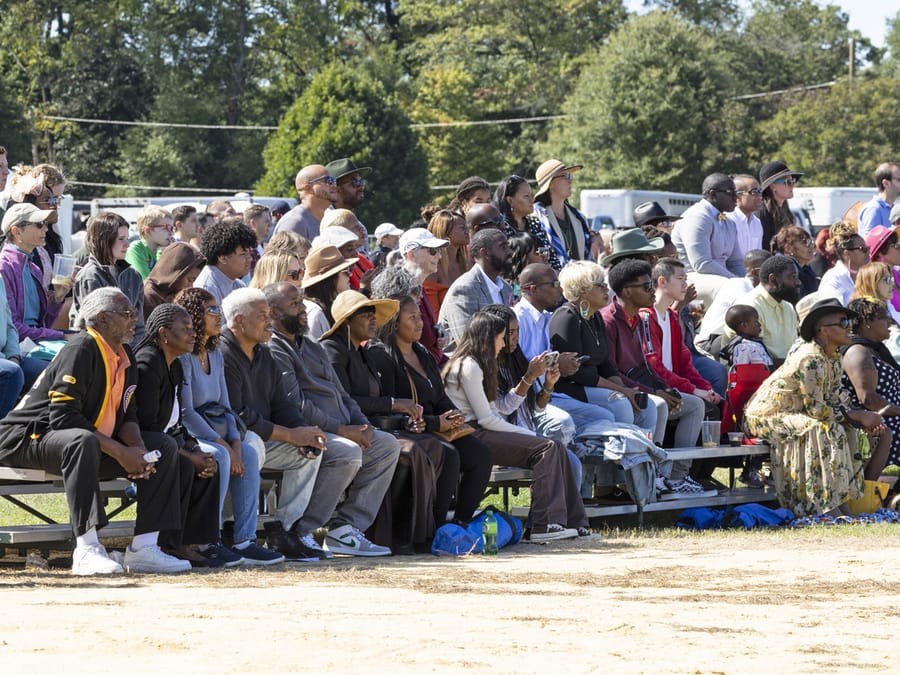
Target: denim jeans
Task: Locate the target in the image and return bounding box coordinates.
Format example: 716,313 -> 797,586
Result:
693,353 -> 727,398
20,356 -> 47,395
0,358 -> 24,419
198,432 -> 263,545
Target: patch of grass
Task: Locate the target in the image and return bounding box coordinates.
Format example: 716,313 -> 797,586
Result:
0,493 -> 135,526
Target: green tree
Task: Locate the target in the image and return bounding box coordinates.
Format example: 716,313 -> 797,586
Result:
880,10 -> 900,77
541,11 -> 730,194
737,0 -> 881,92
754,77 -> 900,187
642,0 -> 742,30
257,62 -> 429,227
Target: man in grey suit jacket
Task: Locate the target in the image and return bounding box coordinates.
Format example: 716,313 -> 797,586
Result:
439,228 -> 514,344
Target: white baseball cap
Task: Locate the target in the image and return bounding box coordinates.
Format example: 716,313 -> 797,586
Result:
399,227 -> 448,254
374,222 -> 404,239
311,226 -> 359,249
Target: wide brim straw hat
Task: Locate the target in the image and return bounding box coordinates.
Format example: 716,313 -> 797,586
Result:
534,159 -> 583,198
301,245 -> 358,289
320,290 -> 399,339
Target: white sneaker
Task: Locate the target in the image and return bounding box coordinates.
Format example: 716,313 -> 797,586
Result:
325,524 -> 391,557
72,544 -> 124,576
124,544 -> 192,574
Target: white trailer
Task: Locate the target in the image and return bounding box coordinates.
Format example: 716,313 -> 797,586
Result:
579,189 -> 702,230
788,186 -> 876,231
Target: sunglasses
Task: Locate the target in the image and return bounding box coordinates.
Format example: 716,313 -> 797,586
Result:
843,244 -> 869,254
537,246 -> 551,257
712,189 -> 737,197
476,216 -> 505,228
26,221 -> 49,230
152,223 -> 175,232
553,173 -> 573,181
624,281 -> 654,293
528,280 -> 561,289
309,175 -> 337,186
737,188 -> 763,196
773,177 -> 798,186
820,317 -> 852,329
107,307 -> 138,319
342,178 -> 366,188
206,305 -> 222,315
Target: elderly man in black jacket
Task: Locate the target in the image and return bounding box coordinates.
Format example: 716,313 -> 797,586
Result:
0,287 -> 190,575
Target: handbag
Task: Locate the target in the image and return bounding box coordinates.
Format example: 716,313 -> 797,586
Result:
403,366 -> 475,443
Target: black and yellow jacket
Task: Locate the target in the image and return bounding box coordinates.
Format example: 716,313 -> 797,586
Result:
0,330 -> 138,460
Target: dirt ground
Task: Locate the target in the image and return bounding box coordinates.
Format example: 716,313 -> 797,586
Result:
2,529 -> 899,673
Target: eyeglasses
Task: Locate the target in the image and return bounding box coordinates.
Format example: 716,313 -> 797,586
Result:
476,216 -> 505,228
624,281 -> 654,293
843,244 -> 869,254
736,188 -> 763,196
286,269 -> 301,280
107,308 -> 137,319
773,178 -> 797,186
820,318 -> 852,329
206,305 -> 222,315
309,175 -> 337,186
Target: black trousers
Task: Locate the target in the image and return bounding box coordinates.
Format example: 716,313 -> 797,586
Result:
159,452 -> 221,547
2,429 -> 181,537
447,434 -> 494,523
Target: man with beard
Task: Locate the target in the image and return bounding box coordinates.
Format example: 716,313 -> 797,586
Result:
326,158 -> 370,214
439,227 -> 514,345
264,282 -> 400,557
721,254 -> 801,364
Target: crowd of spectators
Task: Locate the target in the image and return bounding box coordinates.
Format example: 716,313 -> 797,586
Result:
1,146 -> 899,575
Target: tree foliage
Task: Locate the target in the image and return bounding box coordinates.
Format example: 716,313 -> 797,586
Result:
755,77 -> 900,187
542,11 -> 729,194
256,62 -> 429,227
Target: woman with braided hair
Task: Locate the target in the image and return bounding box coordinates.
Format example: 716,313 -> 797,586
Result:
133,303 -> 225,568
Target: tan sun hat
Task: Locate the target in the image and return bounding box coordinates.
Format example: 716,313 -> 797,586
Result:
301,245 -> 358,289
320,290 -> 399,340
534,159 -> 583,198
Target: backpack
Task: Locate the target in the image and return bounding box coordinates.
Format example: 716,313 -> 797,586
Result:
431,509 -> 523,556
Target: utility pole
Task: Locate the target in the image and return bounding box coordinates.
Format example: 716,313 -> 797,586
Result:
849,37 -> 855,81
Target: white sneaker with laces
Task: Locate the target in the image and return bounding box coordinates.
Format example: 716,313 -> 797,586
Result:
325,524 -> 391,557
124,544 -> 192,574
72,544 -> 124,576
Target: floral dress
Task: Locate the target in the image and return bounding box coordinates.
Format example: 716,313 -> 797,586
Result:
744,340 -> 863,516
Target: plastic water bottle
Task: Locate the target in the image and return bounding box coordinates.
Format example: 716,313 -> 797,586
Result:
482,508 -> 498,556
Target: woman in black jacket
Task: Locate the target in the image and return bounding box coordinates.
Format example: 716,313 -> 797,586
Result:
321,290 -> 458,549
368,294 -> 493,526
134,303 -> 222,567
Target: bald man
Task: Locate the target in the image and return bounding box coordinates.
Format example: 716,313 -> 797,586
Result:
274,164 -> 338,241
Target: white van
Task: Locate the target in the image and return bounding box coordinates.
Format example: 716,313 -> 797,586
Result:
579,189 -> 702,230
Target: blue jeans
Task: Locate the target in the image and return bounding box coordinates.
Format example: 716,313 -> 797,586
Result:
198,433 -> 263,545
0,358 -> 24,419
20,356 -> 47,394
693,353 -> 727,398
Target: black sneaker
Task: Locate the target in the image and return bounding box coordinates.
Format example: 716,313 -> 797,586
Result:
199,542 -> 243,568
232,541 -> 285,566
263,521 -> 321,562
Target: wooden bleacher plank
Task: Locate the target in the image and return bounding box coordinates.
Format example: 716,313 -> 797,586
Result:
0,520 -> 135,545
